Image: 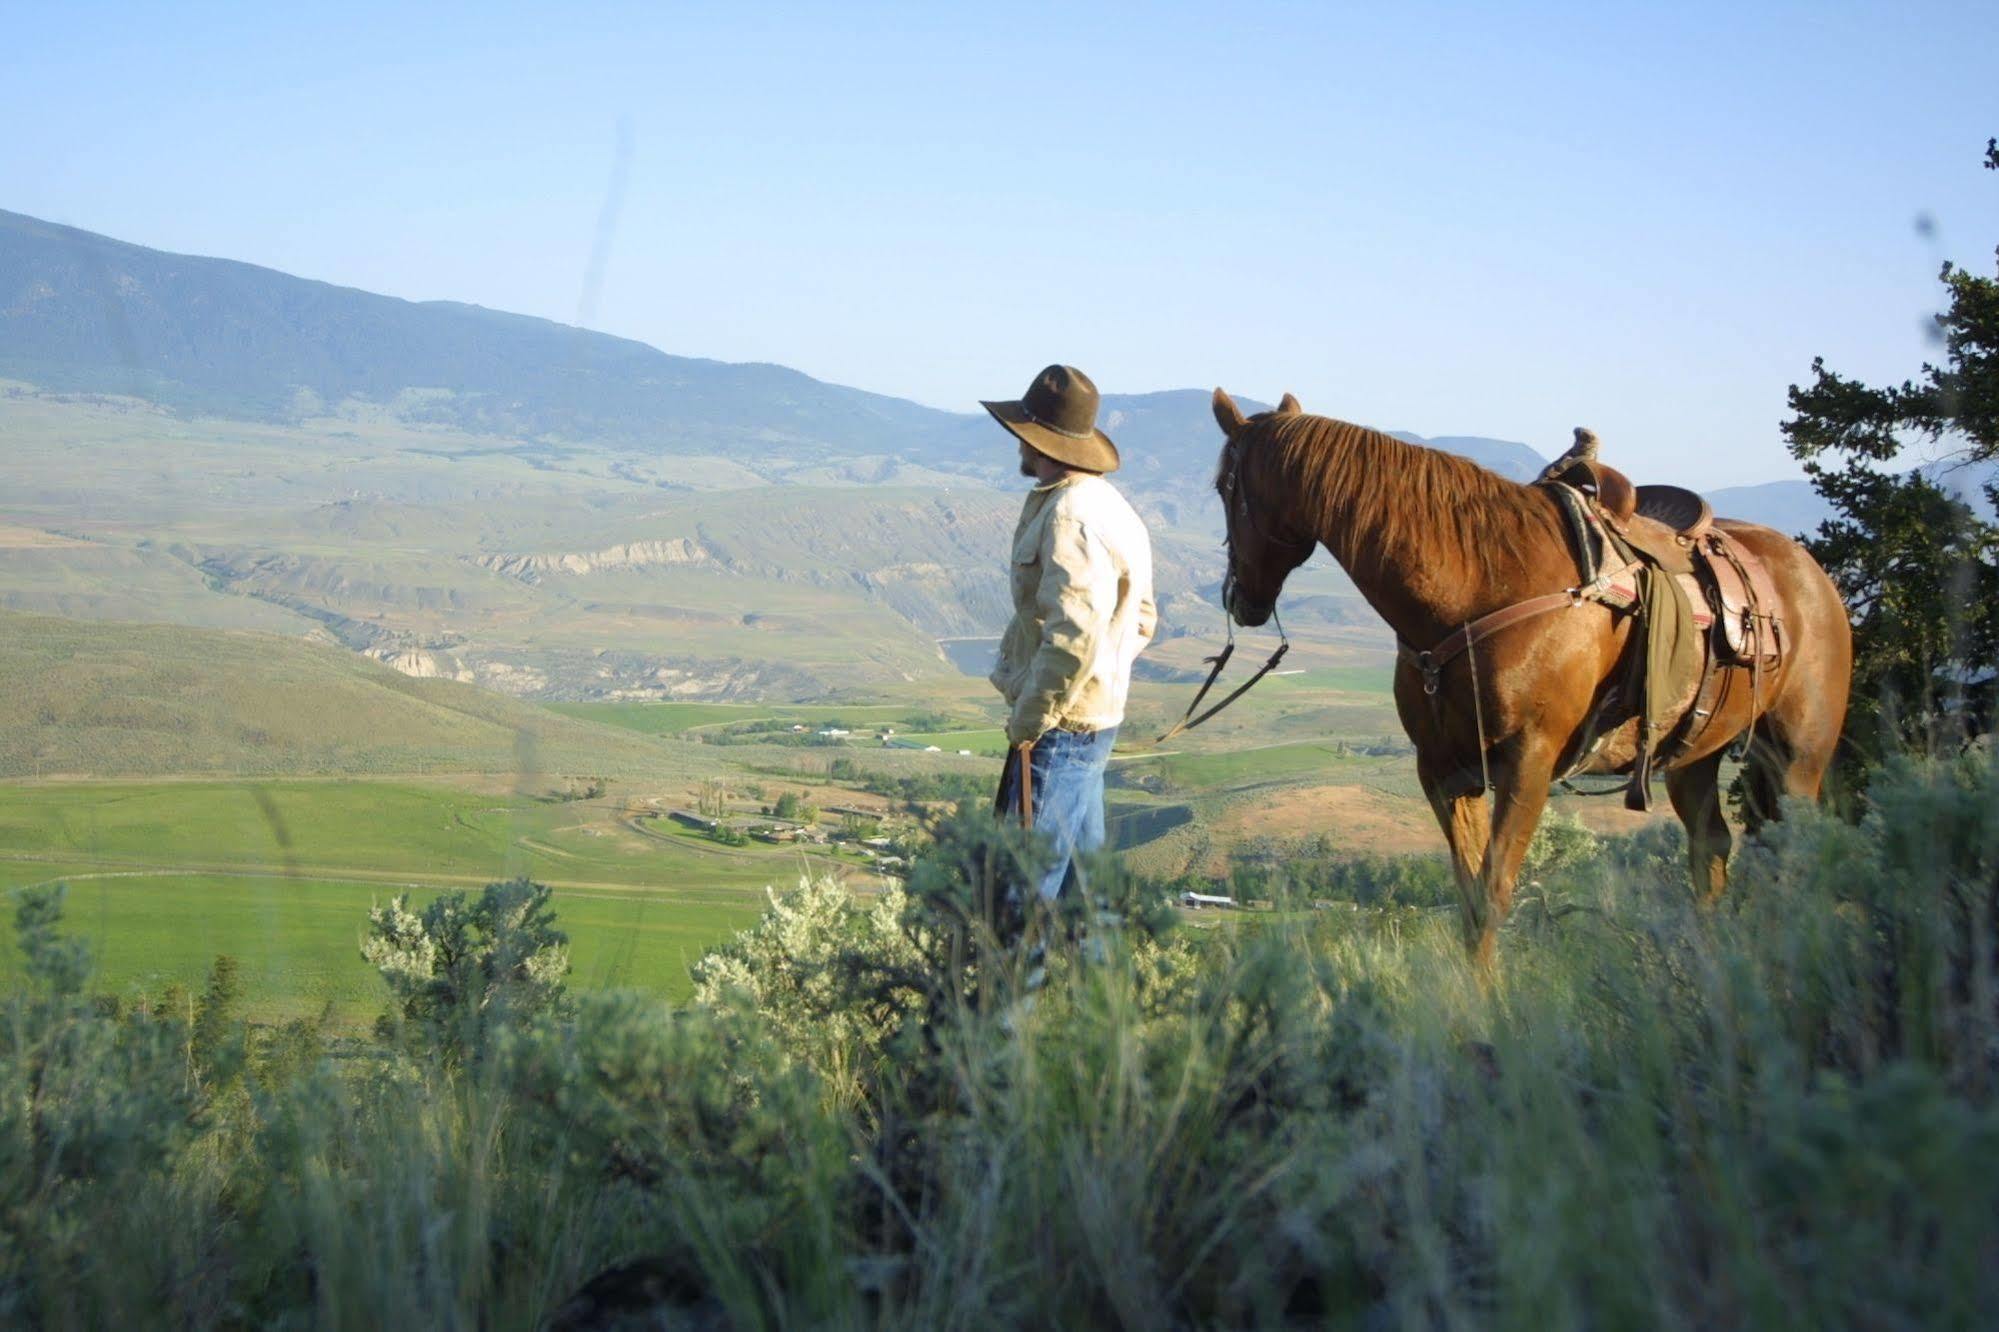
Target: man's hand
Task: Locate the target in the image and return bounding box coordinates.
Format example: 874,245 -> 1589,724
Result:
1006,713 -> 1048,747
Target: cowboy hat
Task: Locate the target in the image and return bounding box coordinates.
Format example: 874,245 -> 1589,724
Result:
981,364 -> 1120,474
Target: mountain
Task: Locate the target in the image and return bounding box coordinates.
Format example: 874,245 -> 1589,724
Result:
0,209 -> 1566,702
2,208 -> 1549,484
1705,479 -> 1832,537
1392,432 -> 1546,483
0,208 -> 962,457
1704,462 -> 1994,540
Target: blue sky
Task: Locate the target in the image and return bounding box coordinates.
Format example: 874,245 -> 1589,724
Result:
6,1 -> 1994,485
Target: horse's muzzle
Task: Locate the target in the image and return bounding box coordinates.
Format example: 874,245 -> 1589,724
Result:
1224,585 -> 1273,627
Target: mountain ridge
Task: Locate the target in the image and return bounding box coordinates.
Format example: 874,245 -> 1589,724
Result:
1,207 -> 962,456
2,207 -> 1549,484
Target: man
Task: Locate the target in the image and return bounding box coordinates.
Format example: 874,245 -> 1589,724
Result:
981,364 -> 1156,902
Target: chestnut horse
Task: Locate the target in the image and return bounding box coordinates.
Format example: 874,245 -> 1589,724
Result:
1210,390 -> 1851,964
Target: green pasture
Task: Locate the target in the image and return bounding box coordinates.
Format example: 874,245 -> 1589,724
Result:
0,779 -> 761,884
551,700 -> 991,739
891,729 -> 1010,756
0,779 -> 871,1019
1264,665 -> 1395,694
0,870 -> 762,1018
1122,739 -> 1365,791
0,609 -> 701,781
1117,668 -> 1404,758
548,701 -> 781,735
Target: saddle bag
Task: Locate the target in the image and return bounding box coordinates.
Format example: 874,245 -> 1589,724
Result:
1696,531 -> 1783,665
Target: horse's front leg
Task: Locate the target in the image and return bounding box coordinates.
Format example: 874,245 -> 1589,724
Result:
1471,738 -> 1559,969
1665,748 -> 1731,903
1418,761 -> 1491,950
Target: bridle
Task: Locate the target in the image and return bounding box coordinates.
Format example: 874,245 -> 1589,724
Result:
1156,434 -> 1308,743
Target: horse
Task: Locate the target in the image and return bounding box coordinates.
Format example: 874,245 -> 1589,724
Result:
1209,389 -> 1852,965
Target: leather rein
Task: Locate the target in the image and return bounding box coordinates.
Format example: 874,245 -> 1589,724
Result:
1163,448 -> 1644,769
1157,439 -> 1301,744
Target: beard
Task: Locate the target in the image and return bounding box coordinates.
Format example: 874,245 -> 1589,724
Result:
1020,457 -> 1037,478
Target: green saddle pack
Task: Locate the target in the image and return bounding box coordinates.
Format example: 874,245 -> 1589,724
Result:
1542,470 -> 1706,811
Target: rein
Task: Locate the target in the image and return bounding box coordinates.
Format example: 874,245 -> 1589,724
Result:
1156,436 -> 1300,744
1156,605 -> 1290,744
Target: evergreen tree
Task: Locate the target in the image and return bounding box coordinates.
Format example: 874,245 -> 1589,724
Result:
1783,137 -> 1999,776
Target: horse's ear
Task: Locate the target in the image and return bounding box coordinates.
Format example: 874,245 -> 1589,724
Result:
1212,387 -> 1247,436
1277,392 -> 1302,415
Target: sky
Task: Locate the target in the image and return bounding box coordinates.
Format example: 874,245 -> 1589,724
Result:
6,0 -> 1995,486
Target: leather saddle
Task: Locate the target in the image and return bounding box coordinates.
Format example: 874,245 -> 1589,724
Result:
1634,483 -> 1711,540
1522,430 -> 1790,806
1540,453 -> 1781,668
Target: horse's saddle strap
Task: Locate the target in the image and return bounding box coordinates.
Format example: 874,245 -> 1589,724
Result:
1401,558 -> 1646,688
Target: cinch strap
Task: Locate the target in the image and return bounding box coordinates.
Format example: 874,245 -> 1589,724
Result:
1398,558 -> 1644,692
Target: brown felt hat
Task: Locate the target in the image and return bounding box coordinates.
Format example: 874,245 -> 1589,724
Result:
981,364 -> 1121,474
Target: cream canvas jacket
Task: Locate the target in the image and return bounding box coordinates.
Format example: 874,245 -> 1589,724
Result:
991,473 -> 1157,743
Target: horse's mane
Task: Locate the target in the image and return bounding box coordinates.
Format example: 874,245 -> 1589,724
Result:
1239,413 -> 1562,575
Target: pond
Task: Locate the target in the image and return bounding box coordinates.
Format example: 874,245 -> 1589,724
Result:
937,636 -> 1000,677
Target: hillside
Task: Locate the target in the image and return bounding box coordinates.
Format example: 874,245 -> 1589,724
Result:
18,207 -> 1901,706
1705,479 -> 1832,537
1,209 -> 1552,485
0,389 -> 1240,699
0,209 -> 962,457
0,609 -> 695,778
14,205 -> 1880,535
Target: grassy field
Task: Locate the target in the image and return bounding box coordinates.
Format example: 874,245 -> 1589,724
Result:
0,652 -> 1446,1022
2,755 -> 1990,1326
0,870 -> 763,1017
1120,737 -> 1385,789
0,598 -> 1441,1022
546,701 -> 788,735
0,610 -> 702,781
0,779 -> 877,1017
549,700 -> 983,738
891,728 -> 1010,756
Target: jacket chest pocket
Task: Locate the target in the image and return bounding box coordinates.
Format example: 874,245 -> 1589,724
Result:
1010,549 -> 1040,606
1010,530 -> 1042,605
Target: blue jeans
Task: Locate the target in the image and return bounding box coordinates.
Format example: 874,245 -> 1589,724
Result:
994,725 -> 1117,901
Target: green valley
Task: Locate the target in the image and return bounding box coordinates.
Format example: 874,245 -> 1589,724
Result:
0,778 -> 873,1014
0,601 -> 1511,1021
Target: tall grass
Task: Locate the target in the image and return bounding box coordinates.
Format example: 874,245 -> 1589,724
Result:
1,753 -> 1995,1328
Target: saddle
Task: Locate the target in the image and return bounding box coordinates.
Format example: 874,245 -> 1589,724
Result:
1541,431 -> 1782,668
1539,429 -> 1786,808
1399,430 -> 1790,808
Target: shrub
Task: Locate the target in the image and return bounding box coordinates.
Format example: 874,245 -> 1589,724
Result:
691,876 -> 924,1109
2,753 -> 1997,1326
363,877 -> 569,1059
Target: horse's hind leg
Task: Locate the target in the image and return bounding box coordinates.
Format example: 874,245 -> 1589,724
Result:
1666,749 -> 1731,903
1739,685 -> 1843,836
